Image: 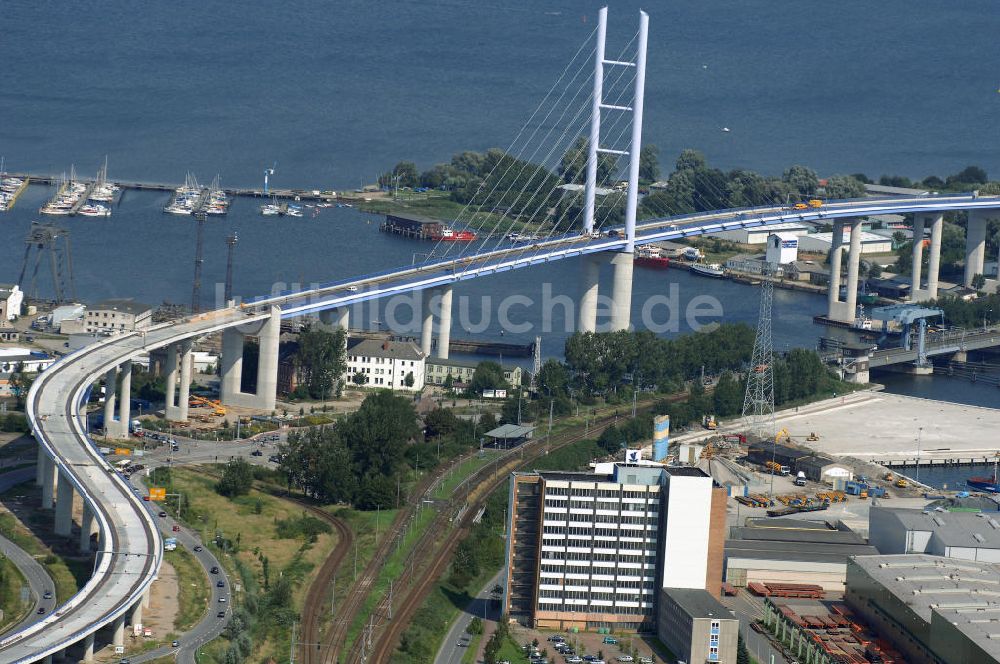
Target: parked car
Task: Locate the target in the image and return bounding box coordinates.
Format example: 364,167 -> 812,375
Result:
602,636 -> 618,645
157,511 -> 167,518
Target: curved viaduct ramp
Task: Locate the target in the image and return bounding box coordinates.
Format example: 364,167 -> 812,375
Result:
8,194 -> 999,661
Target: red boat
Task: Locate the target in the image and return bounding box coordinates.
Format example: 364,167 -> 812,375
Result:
633,246 -> 669,268
434,228 -> 477,241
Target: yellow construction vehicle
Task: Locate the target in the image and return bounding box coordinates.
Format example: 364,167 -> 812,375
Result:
895,478 -> 909,488
700,441 -> 716,460
189,394 -> 226,417
793,202 -> 809,210
808,199 -> 824,208
702,414 -> 718,430
884,472 -> 894,482
806,432 -> 819,441
775,429 -> 790,444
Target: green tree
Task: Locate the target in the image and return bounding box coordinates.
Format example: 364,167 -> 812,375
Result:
466,361 -> 507,397
823,174 -> 866,199
216,458 -> 254,497
7,362 -> 32,410
559,137 -> 618,184
639,144 -> 660,183
972,273 -> 986,291
782,164 -> 819,197
712,372 -> 743,417
351,371 -> 368,386
737,634 -> 751,664
295,324 -> 347,400
403,371 -> 414,388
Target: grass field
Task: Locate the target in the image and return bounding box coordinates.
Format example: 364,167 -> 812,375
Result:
0,485 -> 78,602
0,556 -> 29,634
165,547 -> 209,632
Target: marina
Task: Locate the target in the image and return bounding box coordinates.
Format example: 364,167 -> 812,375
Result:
0,175 -> 29,212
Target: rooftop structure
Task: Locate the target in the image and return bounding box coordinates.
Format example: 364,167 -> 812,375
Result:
847,554 -> 1000,663
870,506 -> 1000,562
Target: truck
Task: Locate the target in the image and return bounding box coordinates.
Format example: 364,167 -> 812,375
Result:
702,414 -> 718,430
793,471 -> 807,487
765,461 -> 791,476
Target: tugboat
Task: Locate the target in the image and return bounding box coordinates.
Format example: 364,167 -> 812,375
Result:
434,228 -> 477,241
633,245 -> 670,269
968,456 -> 1000,493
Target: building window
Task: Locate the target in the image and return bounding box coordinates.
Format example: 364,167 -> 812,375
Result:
709,646 -> 718,661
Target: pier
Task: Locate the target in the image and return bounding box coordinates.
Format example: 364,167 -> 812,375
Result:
0,176 -> 29,211
8,171 -> 348,203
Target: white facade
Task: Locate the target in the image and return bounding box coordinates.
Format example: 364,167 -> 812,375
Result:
0,284 -> 24,321
84,299 -> 152,334
765,233 -> 799,265
661,473 -> 714,589
798,230 -> 893,255
345,339 -> 425,392
714,222 -> 809,245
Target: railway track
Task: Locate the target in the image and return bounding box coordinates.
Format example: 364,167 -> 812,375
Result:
358,404 -> 654,663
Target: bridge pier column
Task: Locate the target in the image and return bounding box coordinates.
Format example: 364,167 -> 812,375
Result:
111,615 -> 125,647
436,286 -> 453,360
910,214 -> 926,300
81,632 -> 95,662
827,220 -> 845,319
142,588 -> 151,609
220,326 -> 244,405
131,598 -> 143,627
926,213 -> 943,299
114,360 -> 132,439
965,210 -> 988,287
843,219 -> 863,322
55,469 -> 74,536
80,503 -> 95,553
578,254 -> 601,334
419,292 -> 434,357
164,343 -> 180,420
41,454 -> 56,510
176,340 -> 193,422
42,656 -> 52,664
36,442 -> 45,486
319,307 -> 349,332
219,307 -> 280,412
102,367 -> 117,437
609,252 -> 634,331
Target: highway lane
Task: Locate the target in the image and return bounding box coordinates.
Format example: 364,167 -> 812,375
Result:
0,467 -> 53,636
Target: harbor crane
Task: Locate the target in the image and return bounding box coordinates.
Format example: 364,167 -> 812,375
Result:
263,162 -> 277,195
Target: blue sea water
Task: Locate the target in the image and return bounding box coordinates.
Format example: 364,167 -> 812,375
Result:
1,0 -> 998,407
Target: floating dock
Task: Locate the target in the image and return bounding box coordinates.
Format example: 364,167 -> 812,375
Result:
0,176 -> 29,211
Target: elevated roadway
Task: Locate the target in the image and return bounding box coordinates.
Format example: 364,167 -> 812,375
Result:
11,194 -> 1000,661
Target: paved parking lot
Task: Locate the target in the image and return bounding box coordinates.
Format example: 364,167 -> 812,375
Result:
507,623 -> 663,663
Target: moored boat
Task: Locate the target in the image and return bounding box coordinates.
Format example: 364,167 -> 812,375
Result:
434,228 -> 477,241
634,246 -> 669,269
689,262 -> 725,278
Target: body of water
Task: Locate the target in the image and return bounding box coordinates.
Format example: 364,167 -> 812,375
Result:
2,0 -> 999,408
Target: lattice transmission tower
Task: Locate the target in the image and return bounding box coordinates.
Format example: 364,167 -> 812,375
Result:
741,277 -> 776,439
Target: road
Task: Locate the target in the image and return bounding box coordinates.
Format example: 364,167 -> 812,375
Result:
0,464 -> 54,638
124,461 -> 232,664
435,573 -> 502,664
723,591 -> 789,664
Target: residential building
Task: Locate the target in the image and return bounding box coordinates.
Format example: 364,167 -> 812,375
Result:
869,507 -> 1000,562
846,554 -> 1000,664
425,357 -> 522,388
346,338 -> 425,392
504,463 -> 726,633
0,284 -> 23,321
84,299 -> 152,334
657,588 -> 738,664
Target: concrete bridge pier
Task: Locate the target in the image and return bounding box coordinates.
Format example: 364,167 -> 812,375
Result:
54,469 -> 74,536
80,504 -> 94,553
965,210 -> 989,287
176,341 -> 193,422
113,360 -> 132,439
319,307 -> 349,332
926,213 -> 943,299
130,598 -> 143,628
827,219 -> 863,322
111,615 -> 125,648
163,344 -> 179,420
220,307 -> 280,412
437,286 -> 453,359
910,213 -> 925,297
577,254 -> 601,333
41,454 -> 56,509
609,252 -> 634,331
80,633 -> 95,662
844,219 -> 863,318
102,367 -> 117,437
419,286 -> 453,359
36,443 -> 46,486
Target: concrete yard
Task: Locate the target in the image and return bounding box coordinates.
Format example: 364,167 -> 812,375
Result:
671,388 -> 1000,465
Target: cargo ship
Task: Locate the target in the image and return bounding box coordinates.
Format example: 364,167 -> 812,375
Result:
434,228 -> 477,241
967,457 -> 1000,493
633,246 -> 669,269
